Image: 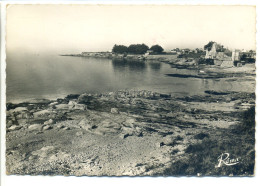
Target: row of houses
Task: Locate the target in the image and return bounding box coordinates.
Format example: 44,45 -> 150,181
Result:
204,42 -> 256,67
170,48 -> 204,55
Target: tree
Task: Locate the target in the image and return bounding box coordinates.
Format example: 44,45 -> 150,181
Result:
127,44 -> 149,54
112,44 -> 128,54
150,45 -> 164,53
204,41 -> 215,51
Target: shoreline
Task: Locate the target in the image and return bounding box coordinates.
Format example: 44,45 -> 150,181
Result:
61,53 -> 187,63
61,53 -> 256,72
6,61 -> 256,105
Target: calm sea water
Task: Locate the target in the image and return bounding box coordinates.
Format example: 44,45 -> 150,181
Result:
6,54 -> 255,103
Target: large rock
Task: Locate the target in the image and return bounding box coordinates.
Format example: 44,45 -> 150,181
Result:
124,118 -> 135,128
17,119 -> 28,126
6,119 -> 18,128
44,119 -> 54,125
76,131 -> 84,136
8,125 -> 22,131
16,112 -> 32,119
68,100 -> 77,105
42,125 -> 52,131
10,107 -> 27,113
74,104 -> 87,110
56,101 -> 87,110
28,124 -> 42,131
33,110 -> 51,118
68,101 -> 77,108
162,136 -> 175,146
55,104 -> 69,110
49,102 -> 58,106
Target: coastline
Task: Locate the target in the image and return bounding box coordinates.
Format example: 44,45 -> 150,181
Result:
61,52 -> 256,72
61,52 -> 183,63
6,54 -> 256,176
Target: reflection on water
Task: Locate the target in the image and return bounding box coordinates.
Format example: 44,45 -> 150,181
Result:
6,54 -> 255,103
148,62 -> 161,71
112,59 -> 147,72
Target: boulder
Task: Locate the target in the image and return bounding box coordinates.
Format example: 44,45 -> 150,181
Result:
28,124 -> 42,131
16,112 -> 32,119
162,136 -> 175,146
76,131 -> 84,136
44,119 -> 54,125
62,126 -> 70,130
111,108 -> 119,114
155,142 -> 164,148
55,104 -> 69,110
8,125 -> 22,131
124,118 -> 135,127
6,120 -> 18,128
49,102 -> 58,106
135,127 -> 143,137
33,110 -> 51,118
68,101 -> 77,109
17,119 -> 28,126
68,100 -> 77,105
121,126 -> 135,136
10,107 -> 28,113
74,104 -> 87,110
42,125 -> 52,131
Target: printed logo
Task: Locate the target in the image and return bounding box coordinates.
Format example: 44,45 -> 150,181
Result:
216,153 -> 240,167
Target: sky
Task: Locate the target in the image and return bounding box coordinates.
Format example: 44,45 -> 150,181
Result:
6,5 -> 256,55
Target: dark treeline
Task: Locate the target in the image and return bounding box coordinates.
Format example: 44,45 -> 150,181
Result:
112,44 -> 164,54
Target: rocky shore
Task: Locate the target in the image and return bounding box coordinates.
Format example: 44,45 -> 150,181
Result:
61,52 -> 183,62
6,87 -> 255,176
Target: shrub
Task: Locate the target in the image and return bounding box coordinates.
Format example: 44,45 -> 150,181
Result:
150,45 -> 164,53
127,44 -> 149,54
112,44 -> 128,54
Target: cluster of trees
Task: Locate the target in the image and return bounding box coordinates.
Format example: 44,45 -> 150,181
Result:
204,41 -> 226,52
204,41 -> 215,51
111,45 -> 128,54
112,44 -> 164,54
150,45 -> 164,53
127,44 -> 149,54
204,41 -> 231,56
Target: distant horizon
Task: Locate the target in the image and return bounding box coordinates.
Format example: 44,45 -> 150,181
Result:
7,41 -> 256,56
6,5 -> 256,55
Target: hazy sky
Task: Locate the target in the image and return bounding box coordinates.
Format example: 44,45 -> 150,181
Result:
6,5 -> 256,55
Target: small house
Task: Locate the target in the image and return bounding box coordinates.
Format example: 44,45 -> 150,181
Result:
204,42 -> 233,67
145,50 -> 154,56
